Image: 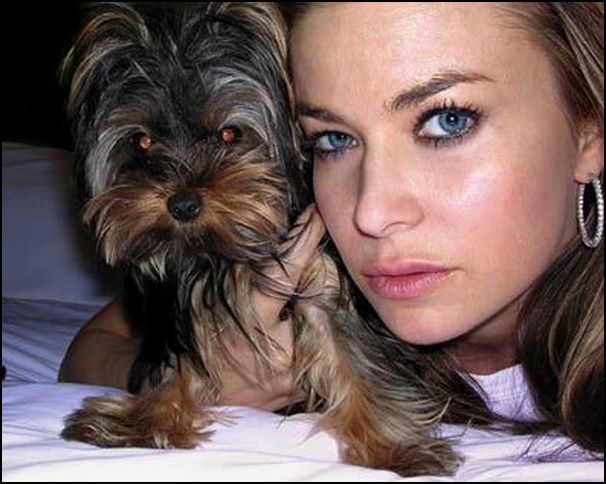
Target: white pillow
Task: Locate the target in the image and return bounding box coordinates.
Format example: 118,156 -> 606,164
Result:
2,298 -> 99,383
2,142 -> 120,306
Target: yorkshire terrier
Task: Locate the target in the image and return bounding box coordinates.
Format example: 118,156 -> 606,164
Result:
60,2 -> 459,476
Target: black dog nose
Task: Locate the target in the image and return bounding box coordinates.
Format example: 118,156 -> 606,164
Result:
167,192 -> 203,222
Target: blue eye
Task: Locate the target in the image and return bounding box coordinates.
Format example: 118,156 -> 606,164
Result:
311,132 -> 358,159
416,104 -> 480,147
316,132 -> 356,151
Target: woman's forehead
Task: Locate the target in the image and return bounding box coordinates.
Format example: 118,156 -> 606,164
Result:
290,3 -> 555,107
292,3 -> 520,66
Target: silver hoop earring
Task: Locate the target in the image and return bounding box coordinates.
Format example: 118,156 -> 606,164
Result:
578,178 -> 604,249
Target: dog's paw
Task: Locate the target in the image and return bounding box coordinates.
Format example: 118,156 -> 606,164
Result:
62,395 -> 215,449
341,437 -> 461,477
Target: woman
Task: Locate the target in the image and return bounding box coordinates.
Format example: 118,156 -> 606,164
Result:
60,2 -> 604,456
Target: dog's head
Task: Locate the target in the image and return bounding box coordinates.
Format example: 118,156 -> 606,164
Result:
63,2 -> 307,276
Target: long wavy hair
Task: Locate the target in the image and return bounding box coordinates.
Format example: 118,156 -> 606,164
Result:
281,2 -> 604,455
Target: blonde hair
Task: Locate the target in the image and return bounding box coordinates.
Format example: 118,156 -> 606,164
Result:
281,2 -> 604,454
502,2 -> 604,454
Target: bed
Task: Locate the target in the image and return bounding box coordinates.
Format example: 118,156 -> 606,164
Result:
2,142 -> 604,482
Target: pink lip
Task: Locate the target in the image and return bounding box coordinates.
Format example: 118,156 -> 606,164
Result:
363,262 -> 453,300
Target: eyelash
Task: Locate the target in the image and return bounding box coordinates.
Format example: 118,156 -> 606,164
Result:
413,99 -> 483,149
305,132 -> 357,161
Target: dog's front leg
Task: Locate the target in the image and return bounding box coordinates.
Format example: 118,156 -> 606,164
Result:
62,366 -> 219,449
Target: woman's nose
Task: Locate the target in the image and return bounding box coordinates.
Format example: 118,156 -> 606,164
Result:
353,150 -> 425,238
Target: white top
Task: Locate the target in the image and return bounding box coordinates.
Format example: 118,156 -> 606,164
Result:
451,365 -> 600,465
470,364 -> 542,422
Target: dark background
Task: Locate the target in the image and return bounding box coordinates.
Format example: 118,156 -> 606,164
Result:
4,3 -> 85,150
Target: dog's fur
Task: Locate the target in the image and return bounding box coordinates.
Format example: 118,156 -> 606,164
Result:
60,2 -> 460,476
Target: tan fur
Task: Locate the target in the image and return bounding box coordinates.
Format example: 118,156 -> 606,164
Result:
63,364 -> 222,448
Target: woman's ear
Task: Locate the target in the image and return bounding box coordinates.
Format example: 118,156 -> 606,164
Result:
574,123 -> 604,183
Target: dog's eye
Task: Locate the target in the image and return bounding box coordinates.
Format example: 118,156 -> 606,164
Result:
219,127 -> 241,144
133,133 -> 153,152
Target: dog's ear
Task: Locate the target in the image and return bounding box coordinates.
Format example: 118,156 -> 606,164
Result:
214,3 -> 290,74
216,2 -> 312,216
62,3 -> 150,129
61,3 -> 151,204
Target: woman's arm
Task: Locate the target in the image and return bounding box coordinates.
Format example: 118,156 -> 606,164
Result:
58,299 -> 140,391
58,298 -> 297,409
58,205 -> 324,410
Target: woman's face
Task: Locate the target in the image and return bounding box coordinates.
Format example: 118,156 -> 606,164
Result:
292,3 -> 587,349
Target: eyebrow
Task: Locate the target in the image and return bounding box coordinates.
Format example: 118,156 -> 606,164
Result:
297,70 -> 495,124
388,71 -> 495,112
296,104 -> 347,125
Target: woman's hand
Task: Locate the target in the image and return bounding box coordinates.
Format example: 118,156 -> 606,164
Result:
218,204 -> 326,409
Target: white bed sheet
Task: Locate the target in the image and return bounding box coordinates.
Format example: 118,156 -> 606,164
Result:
2,297 -> 603,482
